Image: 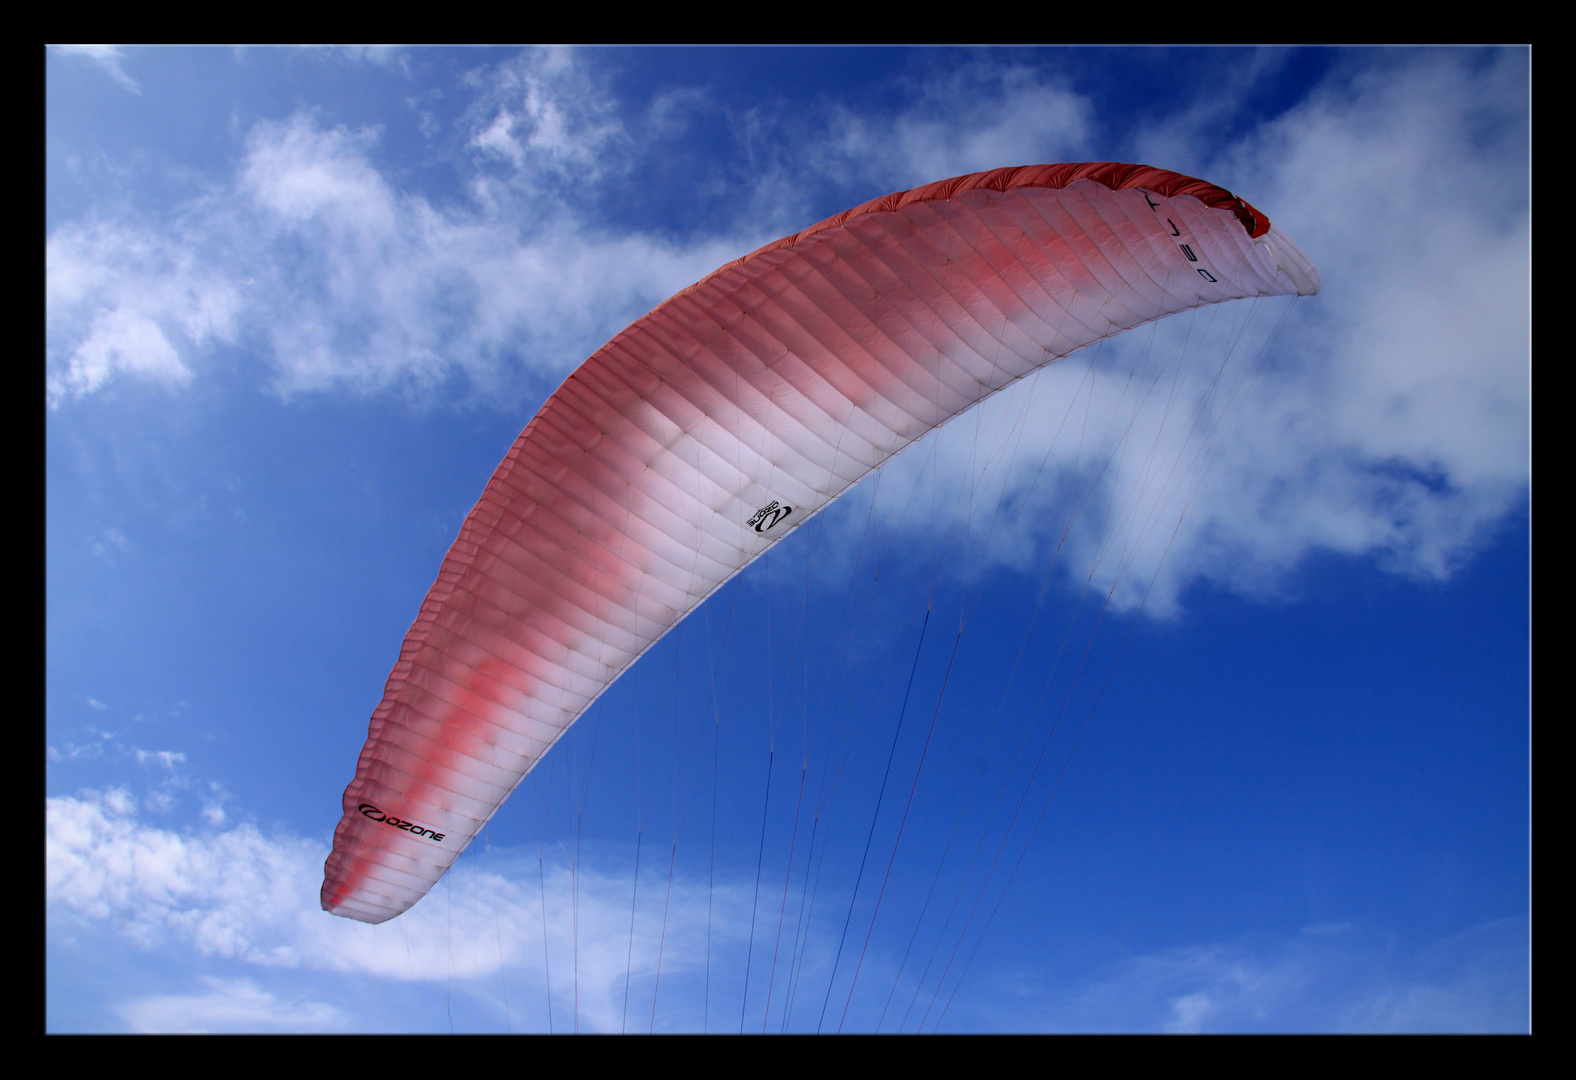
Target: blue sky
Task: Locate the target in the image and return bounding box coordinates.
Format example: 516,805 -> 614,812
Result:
46,46 -> 1529,1033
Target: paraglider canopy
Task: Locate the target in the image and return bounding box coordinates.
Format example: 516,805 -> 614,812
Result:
322,161 -> 1319,924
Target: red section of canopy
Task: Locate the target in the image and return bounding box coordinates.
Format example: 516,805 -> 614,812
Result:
705,162 -> 1271,291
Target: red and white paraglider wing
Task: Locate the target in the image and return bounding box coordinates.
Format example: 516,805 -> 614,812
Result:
322,163 -> 1318,923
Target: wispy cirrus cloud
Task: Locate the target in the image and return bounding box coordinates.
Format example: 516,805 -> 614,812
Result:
1041,919 -> 1529,1033
55,46 -> 141,94
823,62 -> 1092,192
47,101 -> 740,407
463,49 -> 631,184
115,976 -> 349,1034
45,219 -> 241,404
46,786 -> 780,1032
48,784 -> 1526,1033
820,50 -> 1527,613
45,50 -> 1526,613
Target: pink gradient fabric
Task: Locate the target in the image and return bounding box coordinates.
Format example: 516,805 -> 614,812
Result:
323,164 -> 1319,923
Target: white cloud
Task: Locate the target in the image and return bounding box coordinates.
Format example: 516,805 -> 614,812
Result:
1163,52 -> 1529,598
43,52 -> 1098,409
46,788 -> 776,1032
46,784 -> 1525,1033
234,108 -> 745,400
44,52 -> 1527,610
46,737 -> 113,763
89,527 -> 128,558
47,101 -> 742,405
826,63 -> 1092,191
59,307 -> 188,395
116,976 -> 347,1033
134,749 -> 186,770
46,220 -> 241,405
818,53 -> 1527,613
239,115 -> 397,233
56,46 -> 141,94
1050,919 -> 1529,1033
463,49 -> 629,183
201,783 -> 230,826
47,789 -> 324,957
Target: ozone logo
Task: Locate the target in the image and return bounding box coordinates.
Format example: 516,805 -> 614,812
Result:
746,499 -> 793,533
359,803 -> 447,843
1142,191 -> 1221,283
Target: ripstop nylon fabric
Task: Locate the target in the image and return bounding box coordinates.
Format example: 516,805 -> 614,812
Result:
323,165 -> 1319,923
